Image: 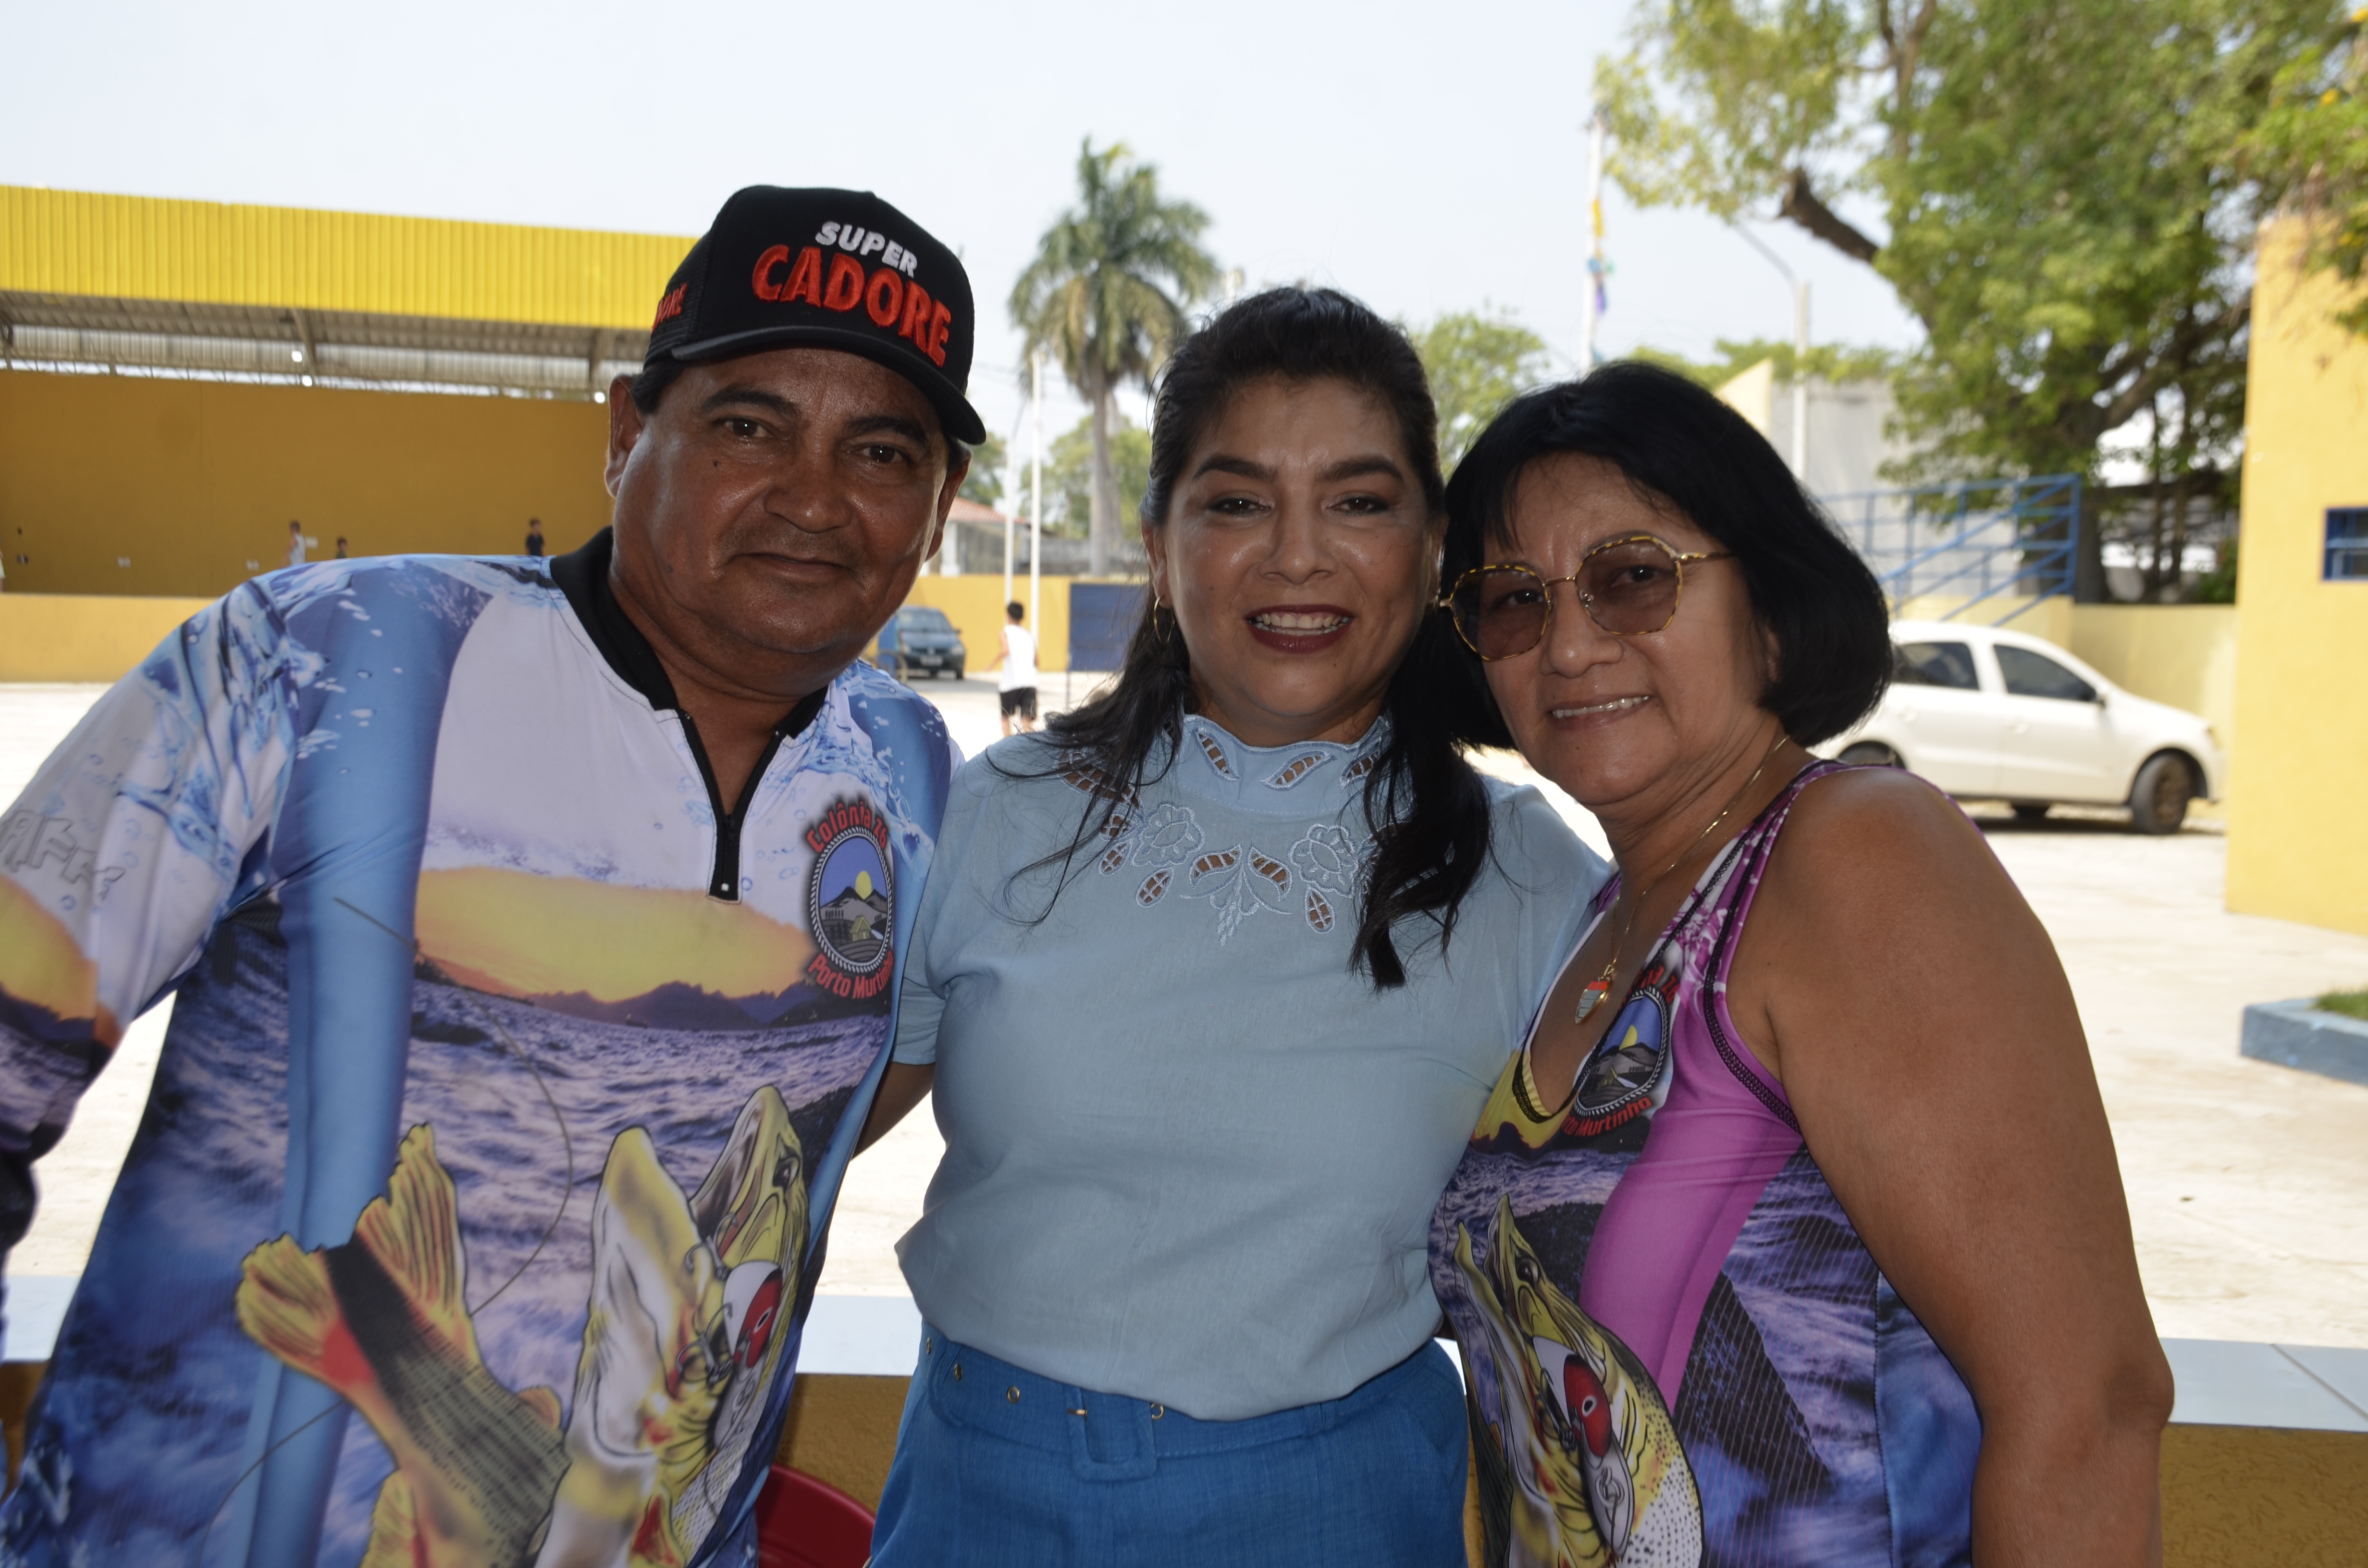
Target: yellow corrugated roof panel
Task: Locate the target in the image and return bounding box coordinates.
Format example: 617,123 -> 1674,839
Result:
0,186 -> 695,329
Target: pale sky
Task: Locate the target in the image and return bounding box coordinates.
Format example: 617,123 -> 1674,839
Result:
2,0 -> 1923,457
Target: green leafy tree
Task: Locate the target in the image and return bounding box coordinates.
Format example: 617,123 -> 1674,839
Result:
1630,337 -> 1900,388
2192,536 -> 2239,603
1596,0 -> 2336,592
1012,140 -> 1219,575
958,433 -> 1008,510
2240,13 -> 2368,333
1412,311 -> 1554,470
1046,415 -> 1152,537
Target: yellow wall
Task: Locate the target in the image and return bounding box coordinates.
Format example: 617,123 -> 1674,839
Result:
7,1360 -> 2367,1559
1,185 -> 692,329
0,368 -> 613,599
2069,604 -> 2239,751
765,1373 -> 2368,1568
0,568 -> 1116,689
2226,221 -> 2368,938
2159,1424 -> 2368,1568
0,592 -> 209,682
774,1373 -> 907,1511
1896,593 -> 2075,650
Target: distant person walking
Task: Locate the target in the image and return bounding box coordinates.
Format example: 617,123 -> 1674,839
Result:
994,599 -> 1039,735
525,516 -> 546,557
285,519 -> 307,567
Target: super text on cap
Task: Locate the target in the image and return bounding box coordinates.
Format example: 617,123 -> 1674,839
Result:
813,222 -> 922,277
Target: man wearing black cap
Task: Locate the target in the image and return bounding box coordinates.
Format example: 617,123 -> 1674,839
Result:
0,187 -> 979,1566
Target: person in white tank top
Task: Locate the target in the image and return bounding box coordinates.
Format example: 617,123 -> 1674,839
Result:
994,600 -> 1039,735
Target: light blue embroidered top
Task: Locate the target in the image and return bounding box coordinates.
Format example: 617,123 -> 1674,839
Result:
891,714 -> 1606,1420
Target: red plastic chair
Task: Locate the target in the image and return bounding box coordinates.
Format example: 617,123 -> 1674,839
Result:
754,1463 -> 877,1568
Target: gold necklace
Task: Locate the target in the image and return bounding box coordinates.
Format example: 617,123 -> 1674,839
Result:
1571,731 -> 1792,1027
1513,732 -> 1793,1122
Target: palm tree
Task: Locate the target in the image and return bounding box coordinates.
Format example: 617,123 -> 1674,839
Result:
1011,139 -> 1219,576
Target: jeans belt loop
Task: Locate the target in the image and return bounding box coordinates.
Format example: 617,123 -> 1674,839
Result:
1066,1386 -> 1158,1482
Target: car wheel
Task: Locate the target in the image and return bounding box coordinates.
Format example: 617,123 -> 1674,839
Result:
1838,742 -> 1900,768
2011,803 -> 2051,823
950,664 -> 965,681
2129,753 -> 2194,835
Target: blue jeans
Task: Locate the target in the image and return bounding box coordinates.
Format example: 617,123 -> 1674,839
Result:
870,1327 -> 1469,1567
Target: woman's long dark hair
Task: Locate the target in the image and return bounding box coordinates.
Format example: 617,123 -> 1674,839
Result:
1002,286 -> 1498,988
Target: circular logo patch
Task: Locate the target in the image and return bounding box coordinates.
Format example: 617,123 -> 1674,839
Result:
805,799 -> 894,999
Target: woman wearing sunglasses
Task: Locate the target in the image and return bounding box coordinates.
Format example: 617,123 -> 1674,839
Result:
858,289 -> 1602,1565
1429,363 -> 2171,1568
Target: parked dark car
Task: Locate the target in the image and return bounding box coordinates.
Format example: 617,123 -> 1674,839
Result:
873,606 -> 966,681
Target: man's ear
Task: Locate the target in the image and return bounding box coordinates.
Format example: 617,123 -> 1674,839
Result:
928,444 -> 970,562
604,375 -> 644,498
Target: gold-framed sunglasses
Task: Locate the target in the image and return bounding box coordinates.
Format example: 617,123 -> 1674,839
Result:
1443,534 -> 1735,660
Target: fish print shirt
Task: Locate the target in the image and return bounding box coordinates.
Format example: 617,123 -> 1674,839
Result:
0,530 -> 955,1568
1429,762 -> 1980,1568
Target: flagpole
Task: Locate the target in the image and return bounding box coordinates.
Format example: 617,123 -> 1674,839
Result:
1582,109 -> 1608,370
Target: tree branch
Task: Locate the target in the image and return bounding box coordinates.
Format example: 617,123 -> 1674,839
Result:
1902,0 -> 1939,57
1777,167 -> 1884,264
1775,167 -> 1942,330
2092,343 -> 2143,392
1886,0 -> 1939,166
2087,292 -> 2251,437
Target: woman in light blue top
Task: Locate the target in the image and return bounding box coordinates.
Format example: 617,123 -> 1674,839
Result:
859,288 -> 1604,1566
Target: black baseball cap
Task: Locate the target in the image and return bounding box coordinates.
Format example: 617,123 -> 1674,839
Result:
645,186 -> 987,445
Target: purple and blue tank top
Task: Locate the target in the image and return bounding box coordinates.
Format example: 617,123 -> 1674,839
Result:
1429,761 -> 1980,1568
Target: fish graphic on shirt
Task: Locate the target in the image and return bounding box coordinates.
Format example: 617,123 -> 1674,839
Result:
236,1124 -> 571,1566
234,1085 -> 808,1568
1455,1196 -> 1702,1568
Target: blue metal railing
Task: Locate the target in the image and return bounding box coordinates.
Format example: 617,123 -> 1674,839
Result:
1819,475 -> 2083,625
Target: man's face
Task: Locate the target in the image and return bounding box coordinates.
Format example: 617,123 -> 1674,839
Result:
604,347 -> 965,687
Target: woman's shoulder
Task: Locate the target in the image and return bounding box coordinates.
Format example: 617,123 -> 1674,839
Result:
1760,761 -> 2010,919
944,732 -> 1152,839
949,733 -> 1084,813
1475,772 -> 1610,891
1783,762 -> 1987,860
921,739 -> 1091,890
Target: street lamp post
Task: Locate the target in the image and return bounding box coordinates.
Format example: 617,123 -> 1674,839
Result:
1728,223 -> 1811,480
1028,349 -> 1043,641
1000,406 -> 1024,606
